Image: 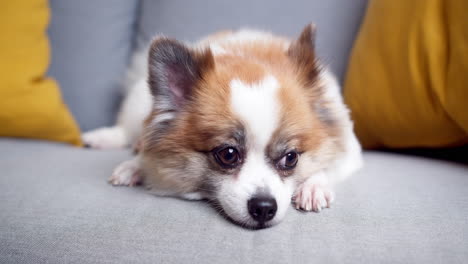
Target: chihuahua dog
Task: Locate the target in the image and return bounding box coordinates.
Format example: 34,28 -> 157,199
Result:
83,24 -> 362,228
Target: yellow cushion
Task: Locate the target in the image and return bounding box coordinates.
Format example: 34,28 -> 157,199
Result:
0,1 -> 81,146
344,0 -> 468,149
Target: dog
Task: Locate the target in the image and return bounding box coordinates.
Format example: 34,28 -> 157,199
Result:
83,24 -> 363,229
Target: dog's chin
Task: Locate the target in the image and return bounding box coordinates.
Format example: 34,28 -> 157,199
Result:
231,210 -> 289,230
220,209 -> 282,230
227,217 -> 276,230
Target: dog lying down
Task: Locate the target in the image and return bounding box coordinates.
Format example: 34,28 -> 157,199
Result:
83,24 -> 363,229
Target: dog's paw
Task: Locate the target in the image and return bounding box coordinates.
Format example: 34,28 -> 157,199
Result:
82,126 -> 128,149
109,159 -> 141,186
293,177 -> 335,212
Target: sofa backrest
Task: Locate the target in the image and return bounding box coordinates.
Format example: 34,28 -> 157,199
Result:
48,0 -> 368,131
47,0 -> 139,132
137,0 -> 368,82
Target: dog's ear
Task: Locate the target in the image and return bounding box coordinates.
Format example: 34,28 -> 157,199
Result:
148,38 -> 214,110
287,23 -> 320,86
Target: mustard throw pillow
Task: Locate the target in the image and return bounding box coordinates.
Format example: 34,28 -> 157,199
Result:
344,0 -> 468,149
0,1 -> 82,146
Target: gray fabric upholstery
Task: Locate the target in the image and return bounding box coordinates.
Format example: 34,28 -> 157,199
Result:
137,0 -> 368,82
1,139 -> 467,263
47,0 -> 140,131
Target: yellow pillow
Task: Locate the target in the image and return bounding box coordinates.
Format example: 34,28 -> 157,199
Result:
0,1 -> 82,146
344,0 -> 468,149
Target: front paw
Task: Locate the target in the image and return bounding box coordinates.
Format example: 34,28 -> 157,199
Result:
293,180 -> 334,212
109,158 -> 141,186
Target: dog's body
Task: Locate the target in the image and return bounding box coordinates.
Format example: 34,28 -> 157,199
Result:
83,25 -> 363,228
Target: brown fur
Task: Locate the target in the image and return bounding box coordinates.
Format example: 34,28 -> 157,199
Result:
141,24 -> 343,195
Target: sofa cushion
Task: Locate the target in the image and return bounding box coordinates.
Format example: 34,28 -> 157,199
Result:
1,139 -> 467,263
137,0 -> 368,82
47,0 -> 140,131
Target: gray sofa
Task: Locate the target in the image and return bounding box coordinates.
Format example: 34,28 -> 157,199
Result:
1,1 -> 467,263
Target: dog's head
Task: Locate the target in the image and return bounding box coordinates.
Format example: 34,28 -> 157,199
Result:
141,24 -> 340,228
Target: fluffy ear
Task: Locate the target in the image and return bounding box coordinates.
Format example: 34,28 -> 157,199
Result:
287,23 -> 321,85
148,38 -> 214,110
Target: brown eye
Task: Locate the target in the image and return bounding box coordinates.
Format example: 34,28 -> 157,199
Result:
277,152 -> 299,170
214,147 -> 241,168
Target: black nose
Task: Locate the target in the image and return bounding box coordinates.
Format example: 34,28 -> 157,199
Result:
248,196 -> 277,225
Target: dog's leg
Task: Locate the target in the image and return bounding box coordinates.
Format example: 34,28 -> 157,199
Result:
293,171 -> 334,212
109,157 -> 142,186
82,126 -> 129,149
317,69 -> 363,184
293,127 -> 363,212
114,156 -> 205,200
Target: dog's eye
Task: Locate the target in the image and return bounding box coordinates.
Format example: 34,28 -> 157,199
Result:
214,147 -> 241,168
277,151 -> 299,170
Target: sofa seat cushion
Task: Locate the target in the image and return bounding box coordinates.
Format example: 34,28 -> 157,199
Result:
0,139 -> 467,263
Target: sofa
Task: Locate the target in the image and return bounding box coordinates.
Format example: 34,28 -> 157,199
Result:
1,0 -> 467,263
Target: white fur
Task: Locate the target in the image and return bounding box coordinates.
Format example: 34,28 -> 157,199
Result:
216,29 -> 289,49
294,171 -> 335,212
320,70 -> 363,183
116,79 -> 152,142
326,131 -> 363,184
180,192 -> 204,200
218,75 -> 294,226
218,152 -> 295,226
230,75 -> 280,148
82,126 -> 127,149
197,29 -> 290,58
221,29 -> 276,44
208,43 -> 227,55
292,70 -> 363,212
150,112 -> 176,127
109,157 -> 141,186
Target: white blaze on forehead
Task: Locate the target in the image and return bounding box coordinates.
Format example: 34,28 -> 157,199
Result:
222,75 -> 292,226
230,75 -> 280,149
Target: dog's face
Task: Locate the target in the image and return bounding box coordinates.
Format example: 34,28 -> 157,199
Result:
142,25 -> 340,228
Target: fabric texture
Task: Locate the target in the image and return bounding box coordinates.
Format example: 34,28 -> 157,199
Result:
137,0 -> 368,82
0,1 -> 81,146
344,0 -> 468,149
47,0 -> 140,131
1,138 -> 467,263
